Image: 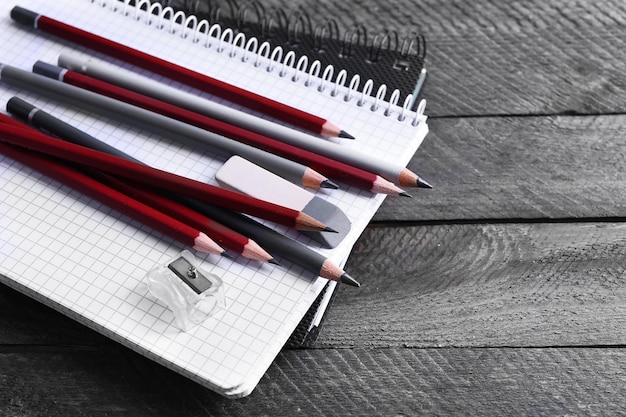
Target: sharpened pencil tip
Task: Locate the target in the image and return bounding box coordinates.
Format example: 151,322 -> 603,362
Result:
323,226 -> 338,233
320,179 -> 339,189
400,191 -> 413,198
340,272 -> 360,287
338,130 -> 355,139
220,251 -> 235,259
268,258 -> 281,265
417,177 -> 433,189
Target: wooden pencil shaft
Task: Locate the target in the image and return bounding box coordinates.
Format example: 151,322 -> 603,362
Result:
184,198 -> 327,275
10,6 -> 331,136
57,53 -> 411,183
0,121 -> 310,230
173,192 -> 330,277
6,62 -> 312,187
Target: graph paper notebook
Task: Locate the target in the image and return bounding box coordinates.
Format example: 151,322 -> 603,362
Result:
0,0 -> 428,398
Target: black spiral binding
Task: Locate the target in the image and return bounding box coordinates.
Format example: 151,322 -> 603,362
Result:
165,0 -> 427,107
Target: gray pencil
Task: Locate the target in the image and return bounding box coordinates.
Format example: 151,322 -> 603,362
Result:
58,53 -> 431,189
0,63 -> 331,190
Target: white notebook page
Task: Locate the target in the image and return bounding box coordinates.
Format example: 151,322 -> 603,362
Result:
0,0 -> 428,398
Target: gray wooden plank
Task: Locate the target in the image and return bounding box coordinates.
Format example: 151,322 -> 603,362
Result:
1,346 -> 625,416
0,281 -> 109,345
0,346 -> 200,417
407,0 -> 626,116
375,114 -> 626,221
317,222 -> 626,348
171,0 -> 626,116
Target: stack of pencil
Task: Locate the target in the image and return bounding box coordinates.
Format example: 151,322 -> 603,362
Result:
0,6 -> 433,289
0,101 -> 359,287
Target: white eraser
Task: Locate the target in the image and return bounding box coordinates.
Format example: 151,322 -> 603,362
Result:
216,156 -> 351,248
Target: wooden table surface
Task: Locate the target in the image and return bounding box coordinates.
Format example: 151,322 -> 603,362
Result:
3,0 -> 626,415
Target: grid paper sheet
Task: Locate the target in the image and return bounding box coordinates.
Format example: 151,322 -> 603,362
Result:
0,0 -> 428,398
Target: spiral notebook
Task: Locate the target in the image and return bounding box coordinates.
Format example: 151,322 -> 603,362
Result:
168,0 -> 428,107
0,0 -> 428,398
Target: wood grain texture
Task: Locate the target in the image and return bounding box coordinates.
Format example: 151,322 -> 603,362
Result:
375,114 -> 626,221
3,0 -> 626,415
0,281 -> 108,346
317,222 -> 626,348
2,346 -> 625,416
414,0 -> 626,116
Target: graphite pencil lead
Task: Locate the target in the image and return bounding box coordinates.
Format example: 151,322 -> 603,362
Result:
339,272 -> 361,287
320,179 -> 339,189
294,212 -> 331,231
400,191 -> 413,198
268,258 -> 281,266
371,176 -> 410,196
323,226 -> 338,233
417,177 -> 433,189
220,251 -> 235,259
302,167 -> 332,189
338,130 -> 355,140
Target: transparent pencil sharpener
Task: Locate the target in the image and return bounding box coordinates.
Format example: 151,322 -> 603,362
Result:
146,250 -> 225,331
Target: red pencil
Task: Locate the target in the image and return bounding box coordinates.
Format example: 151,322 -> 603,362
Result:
89,171 -> 276,263
10,6 -> 352,139
0,121 -> 331,232
3,100 -> 276,263
0,141 -> 224,255
0,113 -> 27,129
49,66 -> 408,196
